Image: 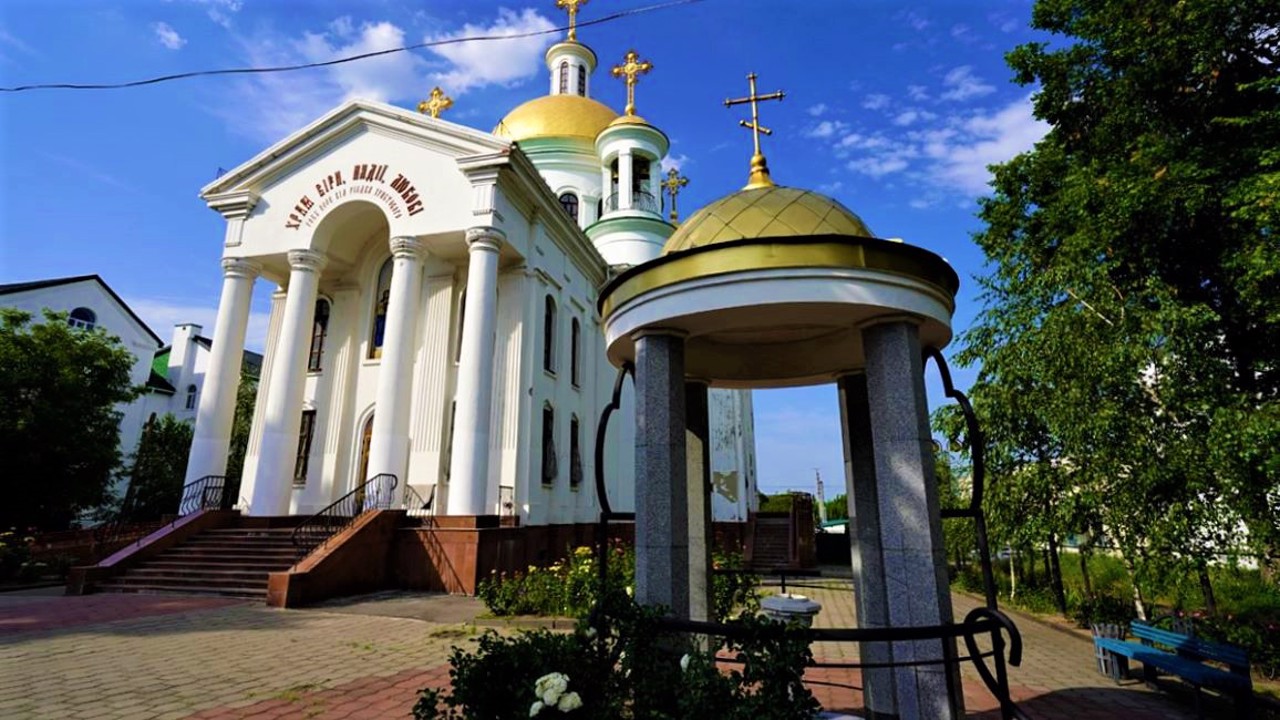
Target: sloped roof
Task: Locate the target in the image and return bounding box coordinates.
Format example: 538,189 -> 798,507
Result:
0,274 -> 163,346
146,370 -> 176,394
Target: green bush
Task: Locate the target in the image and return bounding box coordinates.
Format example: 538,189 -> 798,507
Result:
478,544 -> 759,623
0,530 -> 32,582
1070,594 -> 1134,628
414,600 -> 818,720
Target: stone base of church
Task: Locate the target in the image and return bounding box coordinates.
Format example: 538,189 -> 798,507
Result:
392,520 -> 750,595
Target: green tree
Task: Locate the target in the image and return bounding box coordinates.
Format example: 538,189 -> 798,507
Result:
224,372 -> 258,504
954,0 -> 1280,609
823,494 -> 847,521
122,414 -> 194,521
0,309 -> 140,530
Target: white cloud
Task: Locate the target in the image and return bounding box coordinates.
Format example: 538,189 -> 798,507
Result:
807,103 -> 828,117
660,153 -> 690,173
928,94 -> 1048,193
940,65 -> 995,102
848,155 -> 910,178
989,12 -> 1020,33
950,24 -> 977,44
862,93 -> 891,110
892,109 -> 935,127
0,28 -> 37,57
426,8 -> 556,92
180,0 -> 243,29
218,20 -> 423,142
899,10 -> 931,32
152,22 -> 186,50
818,181 -> 843,194
908,85 -> 930,101
804,120 -> 848,139
127,298 -> 271,352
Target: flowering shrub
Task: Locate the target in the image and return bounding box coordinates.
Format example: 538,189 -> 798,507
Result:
478,544 -> 759,623
413,597 -> 817,720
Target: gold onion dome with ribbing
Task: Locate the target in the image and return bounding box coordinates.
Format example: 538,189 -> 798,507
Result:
662,185 -> 876,255
493,95 -> 619,142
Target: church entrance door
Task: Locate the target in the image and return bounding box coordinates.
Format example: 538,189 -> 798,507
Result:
355,413 -> 374,508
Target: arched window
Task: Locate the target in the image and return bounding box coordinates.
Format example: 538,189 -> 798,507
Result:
185,384 -> 198,410
569,415 -> 583,488
634,157 -> 651,196
369,257 -> 393,359
577,65 -> 586,96
558,61 -> 569,94
543,295 -> 557,373
558,192 -> 579,222
570,318 -> 581,387
541,404 -> 558,485
308,299 -> 330,372
68,307 -> 96,330
454,289 -> 467,363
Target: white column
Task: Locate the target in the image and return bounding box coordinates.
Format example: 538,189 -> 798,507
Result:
446,227 -> 504,516
618,150 -> 634,211
601,165 -> 612,215
185,258 -> 260,486
250,249 -> 326,516
365,236 -> 427,506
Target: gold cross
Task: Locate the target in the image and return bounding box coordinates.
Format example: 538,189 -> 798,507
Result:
660,167 -> 689,223
556,0 -> 589,42
725,72 -> 785,188
417,87 -> 454,118
611,49 -> 653,116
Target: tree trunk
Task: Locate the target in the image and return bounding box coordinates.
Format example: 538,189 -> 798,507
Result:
1120,551 -> 1148,621
1009,548 -> 1018,600
1079,548 -> 1094,599
1198,560 -> 1217,616
1048,532 -> 1068,615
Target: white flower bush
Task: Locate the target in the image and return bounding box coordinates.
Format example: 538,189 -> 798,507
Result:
529,672 -> 581,715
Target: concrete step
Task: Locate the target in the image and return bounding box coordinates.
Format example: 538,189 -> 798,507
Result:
143,558 -> 294,570
123,568 -> 275,582
97,582 -> 265,598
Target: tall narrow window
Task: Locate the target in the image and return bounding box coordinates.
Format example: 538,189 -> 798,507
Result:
68,307 -> 96,330
454,289 -> 467,363
559,192 -> 579,222
570,318 -> 581,387
185,384 -> 198,410
634,157 -> 651,196
543,295 -> 557,373
569,415 -> 583,488
541,404 -> 558,485
294,409 -> 317,485
558,61 -> 569,94
577,65 -> 586,96
442,401 -> 457,481
309,299 -> 330,371
369,257 -> 393,358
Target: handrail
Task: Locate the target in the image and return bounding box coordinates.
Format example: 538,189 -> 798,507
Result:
92,475 -> 226,559
402,483 -> 435,520
604,190 -> 659,214
291,473 -> 398,556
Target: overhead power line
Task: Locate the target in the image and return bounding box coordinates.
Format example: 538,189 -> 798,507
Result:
1,0 -> 704,94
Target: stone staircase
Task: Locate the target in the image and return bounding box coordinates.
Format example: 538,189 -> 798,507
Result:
96,527 -> 300,599
751,516 -> 794,570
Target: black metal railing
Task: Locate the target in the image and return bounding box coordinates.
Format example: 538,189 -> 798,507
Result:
291,473 -> 397,556
91,475 -> 227,559
402,483 -> 435,521
603,190 -> 659,214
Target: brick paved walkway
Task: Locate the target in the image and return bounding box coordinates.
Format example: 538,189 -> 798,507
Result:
0,584 -> 1257,719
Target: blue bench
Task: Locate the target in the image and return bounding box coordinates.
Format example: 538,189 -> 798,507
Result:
1093,621 -> 1254,717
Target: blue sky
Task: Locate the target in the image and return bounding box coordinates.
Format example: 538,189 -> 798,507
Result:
0,0 -> 1051,497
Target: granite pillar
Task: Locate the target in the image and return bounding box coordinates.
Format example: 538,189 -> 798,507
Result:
838,372 -> 897,720
685,380 -> 712,622
862,320 -> 962,720
633,330 -> 688,617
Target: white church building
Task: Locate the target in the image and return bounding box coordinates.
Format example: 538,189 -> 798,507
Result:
184,25 -> 758,529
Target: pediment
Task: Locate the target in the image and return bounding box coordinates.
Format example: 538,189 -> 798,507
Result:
202,99 -> 511,200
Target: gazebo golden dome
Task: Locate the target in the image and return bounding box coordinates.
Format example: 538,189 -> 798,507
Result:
493,94 -> 618,142
663,185 -> 875,254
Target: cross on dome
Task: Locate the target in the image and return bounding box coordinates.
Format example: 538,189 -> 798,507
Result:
417,87 -> 454,118
725,72 -> 785,189
611,49 -> 653,117
660,167 -> 689,223
556,0 -> 589,43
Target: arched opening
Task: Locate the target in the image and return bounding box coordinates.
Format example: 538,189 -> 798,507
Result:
309,298 -> 330,371
570,317 -> 582,387
68,307 -> 96,330
569,414 -> 582,488
543,295 -> 557,373
294,409 -> 317,486
369,257 -> 393,359
356,412 -> 375,502
558,61 -> 569,94
559,192 -> 579,223
541,403 -> 557,485
577,65 -> 586,96
185,384 -> 198,410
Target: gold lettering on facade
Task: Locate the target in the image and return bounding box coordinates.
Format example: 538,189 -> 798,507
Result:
284,164 -> 420,228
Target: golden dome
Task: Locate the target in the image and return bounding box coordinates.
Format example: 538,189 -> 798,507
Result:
493,94 -> 619,142
608,114 -> 650,127
663,185 -> 875,254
